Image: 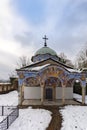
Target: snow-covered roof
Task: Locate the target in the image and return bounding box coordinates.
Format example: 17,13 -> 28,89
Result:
17,57 -> 74,71
67,68 -> 81,73
28,64 -> 50,71
0,83 -> 11,85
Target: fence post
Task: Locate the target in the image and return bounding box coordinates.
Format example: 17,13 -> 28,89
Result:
2,106 -> 4,116
7,116 -> 9,129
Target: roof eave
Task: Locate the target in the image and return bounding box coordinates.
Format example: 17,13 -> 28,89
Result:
16,57 -> 74,71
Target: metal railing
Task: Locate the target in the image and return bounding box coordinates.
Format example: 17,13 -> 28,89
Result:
0,106 -> 19,130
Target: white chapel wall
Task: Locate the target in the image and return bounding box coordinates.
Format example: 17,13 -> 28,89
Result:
24,86 -> 73,100
56,87 -> 73,99
24,86 -> 41,99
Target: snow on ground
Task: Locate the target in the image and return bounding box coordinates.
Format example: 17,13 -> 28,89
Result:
0,91 -> 52,130
60,94 -> 87,130
8,107 -> 52,130
0,91 -> 18,106
0,116 -> 6,122
0,91 -> 18,124
73,93 -> 87,104
60,105 -> 87,130
1,91 -> 87,130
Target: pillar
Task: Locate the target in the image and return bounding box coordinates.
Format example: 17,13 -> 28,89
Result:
41,84 -> 44,104
18,86 -> 22,106
21,84 -> 24,102
62,84 -> 66,105
53,86 -> 56,101
82,87 -> 85,104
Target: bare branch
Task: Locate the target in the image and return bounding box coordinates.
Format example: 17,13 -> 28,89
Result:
17,56 -> 30,68
76,42 -> 87,69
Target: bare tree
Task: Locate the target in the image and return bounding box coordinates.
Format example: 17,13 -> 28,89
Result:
65,59 -> 74,68
76,43 -> 87,69
9,71 -> 17,78
17,56 -> 30,68
59,52 -> 74,67
59,52 -> 67,63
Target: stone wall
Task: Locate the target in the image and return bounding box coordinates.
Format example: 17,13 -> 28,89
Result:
0,79 -> 18,94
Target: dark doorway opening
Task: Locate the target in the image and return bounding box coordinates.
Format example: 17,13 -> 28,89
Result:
46,88 -> 53,100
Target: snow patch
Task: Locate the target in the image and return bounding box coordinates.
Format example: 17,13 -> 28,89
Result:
60,105 -> 87,130
0,91 -> 52,130
73,93 -> 87,104
0,91 -> 18,106
8,108 -> 52,130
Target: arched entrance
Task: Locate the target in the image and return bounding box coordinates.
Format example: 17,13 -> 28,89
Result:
44,77 -> 59,101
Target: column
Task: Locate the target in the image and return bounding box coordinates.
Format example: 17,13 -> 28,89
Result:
82,87 -> 85,104
41,84 -> 44,104
62,84 -> 66,105
21,84 -> 24,102
18,86 -> 22,106
53,86 -> 56,101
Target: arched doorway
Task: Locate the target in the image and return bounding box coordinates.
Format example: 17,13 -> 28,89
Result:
73,80 -> 82,95
44,77 -> 59,101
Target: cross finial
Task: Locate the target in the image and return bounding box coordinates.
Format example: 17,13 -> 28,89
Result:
43,35 -> 48,47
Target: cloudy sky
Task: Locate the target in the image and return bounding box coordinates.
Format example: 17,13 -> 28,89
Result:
0,0 -> 87,80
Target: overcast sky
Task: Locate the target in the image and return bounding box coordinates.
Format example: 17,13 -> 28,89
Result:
0,0 -> 87,80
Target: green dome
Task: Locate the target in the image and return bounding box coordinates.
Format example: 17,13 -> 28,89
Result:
35,47 -> 57,56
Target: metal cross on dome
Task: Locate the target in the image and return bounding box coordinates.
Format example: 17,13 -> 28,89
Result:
43,35 -> 48,47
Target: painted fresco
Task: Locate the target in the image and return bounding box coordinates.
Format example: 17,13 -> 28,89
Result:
45,77 -> 59,87
17,71 -> 38,86
24,77 -> 40,87
17,65 -> 86,88
39,65 -> 69,83
39,65 -> 86,87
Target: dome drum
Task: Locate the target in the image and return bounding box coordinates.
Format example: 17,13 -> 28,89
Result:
31,46 -> 58,62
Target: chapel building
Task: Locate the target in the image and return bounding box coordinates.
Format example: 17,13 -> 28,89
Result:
16,35 -> 86,105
